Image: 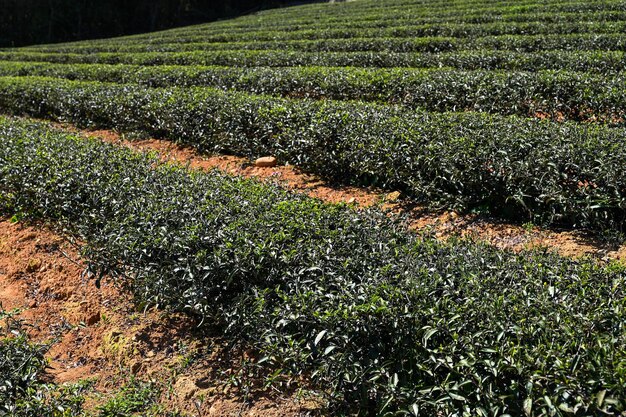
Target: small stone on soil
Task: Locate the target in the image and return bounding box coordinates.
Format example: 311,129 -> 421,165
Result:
26,258 -> 42,272
254,156 -> 277,167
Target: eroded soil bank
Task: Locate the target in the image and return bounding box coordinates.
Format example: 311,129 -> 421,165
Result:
0,219 -> 320,416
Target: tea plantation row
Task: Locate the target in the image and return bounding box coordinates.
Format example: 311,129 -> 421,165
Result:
0,76 -> 625,236
1,117 -> 624,416
22,32 -> 626,55
2,49 -> 626,72
30,19 -> 626,51
0,62 -> 623,122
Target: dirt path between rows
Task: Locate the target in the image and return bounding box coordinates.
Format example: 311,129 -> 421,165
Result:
79,126 -> 626,263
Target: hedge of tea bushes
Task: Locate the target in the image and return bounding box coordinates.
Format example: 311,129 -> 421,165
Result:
80,33 -> 626,56
118,12 -> 626,43
0,62 -> 624,122
2,49 -> 626,72
0,76 -> 625,235
179,10 -> 626,33
20,32 -> 626,56
0,117 -> 624,416
117,0 -> 625,38
113,15 -> 626,37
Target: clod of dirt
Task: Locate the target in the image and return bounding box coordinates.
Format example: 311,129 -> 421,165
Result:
86,311 -> 101,326
385,191 -> 401,202
26,257 -> 42,272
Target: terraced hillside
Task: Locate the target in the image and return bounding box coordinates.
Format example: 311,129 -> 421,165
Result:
0,0 -> 625,416
1,0 -> 626,234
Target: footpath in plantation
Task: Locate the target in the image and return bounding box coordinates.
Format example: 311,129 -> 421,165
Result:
78,123 -> 626,261
1,0 -> 626,415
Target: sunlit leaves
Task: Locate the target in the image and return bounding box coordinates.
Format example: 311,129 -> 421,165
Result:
0,118 -> 624,415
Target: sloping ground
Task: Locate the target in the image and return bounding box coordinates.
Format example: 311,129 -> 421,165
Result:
1,0 -> 626,414
1,120 -> 624,415
1,118 -> 624,416
81,125 -> 625,261
0,219 -> 320,416
0,0 -> 625,237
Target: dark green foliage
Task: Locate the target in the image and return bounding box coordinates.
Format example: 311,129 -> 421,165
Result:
0,308 -> 86,417
0,76 -> 625,235
1,117 -> 624,416
0,62 -> 623,123
16,33 -> 626,55
2,49 -> 626,72
96,378 -> 159,417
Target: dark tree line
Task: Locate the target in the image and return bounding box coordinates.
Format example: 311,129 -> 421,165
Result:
0,0 -> 324,47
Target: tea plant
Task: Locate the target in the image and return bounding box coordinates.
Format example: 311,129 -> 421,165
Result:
0,307 -> 86,417
0,62 -> 623,123
1,118 -> 624,415
0,77 -> 625,236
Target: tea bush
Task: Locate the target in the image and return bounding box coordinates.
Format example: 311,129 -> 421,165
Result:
0,77 -> 625,235
1,118 -> 624,415
0,309 -> 86,417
